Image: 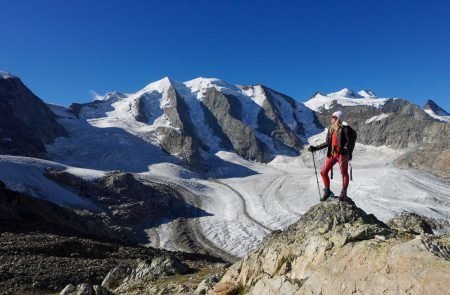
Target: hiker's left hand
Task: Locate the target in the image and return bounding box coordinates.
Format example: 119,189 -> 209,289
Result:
308,146 -> 316,152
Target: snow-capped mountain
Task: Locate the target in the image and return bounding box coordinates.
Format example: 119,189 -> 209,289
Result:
423,99 -> 450,123
305,88 -> 389,111
51,77 -> 322,169
305,88 -> 450,148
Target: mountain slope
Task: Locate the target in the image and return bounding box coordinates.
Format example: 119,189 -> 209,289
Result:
0,72 -> 67,157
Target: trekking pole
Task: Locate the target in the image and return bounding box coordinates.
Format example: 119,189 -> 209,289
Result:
311,151 -> 322,201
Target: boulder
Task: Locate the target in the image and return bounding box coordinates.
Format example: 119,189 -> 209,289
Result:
101,266 -> 132,290
387,212 -> 434,234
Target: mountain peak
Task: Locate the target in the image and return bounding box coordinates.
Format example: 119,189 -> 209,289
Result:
325,88 -> 378,99
423,99 -> 449,115
327,88 -> 357,98
358,89 -> 377,98
184,77 -> 238,93
309,91 -> 324,99
141,76 -> 176,94
423,99 -> 450,122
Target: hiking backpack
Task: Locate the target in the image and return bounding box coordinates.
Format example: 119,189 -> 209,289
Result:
345,125 -> 357,160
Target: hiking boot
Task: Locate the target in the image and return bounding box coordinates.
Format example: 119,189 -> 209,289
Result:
339,189 -> 347,202
321,188 -> 333,202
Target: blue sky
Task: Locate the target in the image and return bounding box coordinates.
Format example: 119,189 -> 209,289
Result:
1,0 -> 449,111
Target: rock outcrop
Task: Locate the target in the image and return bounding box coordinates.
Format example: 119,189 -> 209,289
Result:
215,199 -> 450,294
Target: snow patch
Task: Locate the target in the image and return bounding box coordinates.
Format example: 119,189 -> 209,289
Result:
64,167 -> 106,181
240,85 -> 266,107
267,90 -> 298,130
0,71 -> 16,79
365,113 -> 391,124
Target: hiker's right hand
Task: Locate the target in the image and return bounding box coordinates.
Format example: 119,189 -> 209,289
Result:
308,146 -> 316,152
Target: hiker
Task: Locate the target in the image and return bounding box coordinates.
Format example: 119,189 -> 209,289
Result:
308,111 -> 353,202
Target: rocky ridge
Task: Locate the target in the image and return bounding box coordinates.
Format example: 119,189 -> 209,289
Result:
0,73 -> 67,157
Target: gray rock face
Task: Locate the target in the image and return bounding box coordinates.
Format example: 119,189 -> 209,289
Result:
162,85 -> 196,132
217,198 -> 450,294
156,126 -> 203,167
155,85 -> 204,167
201,88 -> 273,162
315,99 -> 450,148
0,74 -> 67,156
256,87 -> 303,153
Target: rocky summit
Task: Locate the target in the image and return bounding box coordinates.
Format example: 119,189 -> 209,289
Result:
214,198 -> 450,295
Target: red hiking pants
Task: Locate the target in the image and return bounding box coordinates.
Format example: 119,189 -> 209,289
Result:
320,153 -> 349,190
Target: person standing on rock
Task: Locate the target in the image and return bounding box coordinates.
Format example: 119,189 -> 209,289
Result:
308,111 -> 352,202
